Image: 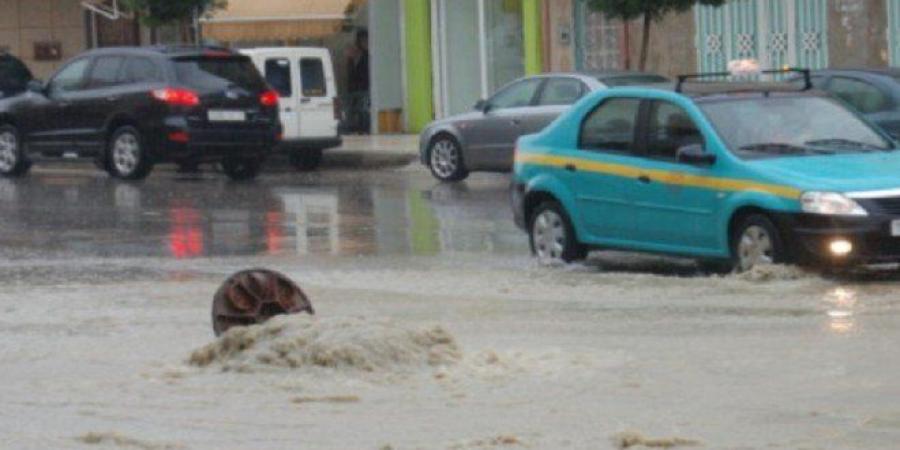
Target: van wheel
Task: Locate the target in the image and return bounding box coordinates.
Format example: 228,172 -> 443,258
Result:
107,126 -> 152,180
529,201 -> 587,264
289,149 -> 323,171
223,157 -> 262,181
731,214 -> 787,272
0,125 -> 31,177
428,135 -> 468,182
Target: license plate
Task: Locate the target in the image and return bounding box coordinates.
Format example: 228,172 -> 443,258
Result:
208,110 -> 246,122
892,220 -> 900,237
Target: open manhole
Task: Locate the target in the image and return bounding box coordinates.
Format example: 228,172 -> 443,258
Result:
212,268 -> 314,336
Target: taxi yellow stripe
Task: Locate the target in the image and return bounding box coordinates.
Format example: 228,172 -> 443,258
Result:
515,153 -> 801,200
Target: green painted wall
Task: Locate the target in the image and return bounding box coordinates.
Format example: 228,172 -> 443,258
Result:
522,0 -> 543,75
404,0 -> 434,133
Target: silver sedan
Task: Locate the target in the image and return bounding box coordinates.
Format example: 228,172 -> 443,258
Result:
419,72 -> 668,182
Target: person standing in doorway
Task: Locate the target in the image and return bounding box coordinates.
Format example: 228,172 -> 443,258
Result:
346,29 -> 370,134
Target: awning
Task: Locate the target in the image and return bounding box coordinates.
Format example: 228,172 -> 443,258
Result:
201,0 -> 366,42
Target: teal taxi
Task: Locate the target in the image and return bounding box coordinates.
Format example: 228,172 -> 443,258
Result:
511,69 -> 900,271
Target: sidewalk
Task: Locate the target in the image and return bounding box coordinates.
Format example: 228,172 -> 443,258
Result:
319,134 -> 419,169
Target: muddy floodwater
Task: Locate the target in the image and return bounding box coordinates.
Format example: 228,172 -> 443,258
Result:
1,167 -> 900,449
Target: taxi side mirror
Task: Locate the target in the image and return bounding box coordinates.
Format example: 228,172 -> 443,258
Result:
676,144 -> 716,166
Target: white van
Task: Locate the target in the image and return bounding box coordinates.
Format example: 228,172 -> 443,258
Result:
241,47 -> 341,170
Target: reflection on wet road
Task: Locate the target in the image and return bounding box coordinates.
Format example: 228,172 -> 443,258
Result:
4,168 -> 900,449
0,169 -> 525,260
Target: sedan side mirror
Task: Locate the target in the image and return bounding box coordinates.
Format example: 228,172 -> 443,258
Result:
474,99 -> 491,114
676,144 -> 716,166
27,79 -> 45,94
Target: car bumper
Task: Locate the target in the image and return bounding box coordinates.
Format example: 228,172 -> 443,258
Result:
775,212 -> 900,265
278,136 -> 342,151
150,121 -> 280,163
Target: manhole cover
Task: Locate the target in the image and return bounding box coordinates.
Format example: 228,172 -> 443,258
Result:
212,268 -> 314,336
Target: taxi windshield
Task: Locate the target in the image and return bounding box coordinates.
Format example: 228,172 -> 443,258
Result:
699,95 -> 894,158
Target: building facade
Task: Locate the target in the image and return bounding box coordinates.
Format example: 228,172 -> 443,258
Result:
547,0 -> 900,78
0,0 -> 87,79
372,0 -> 544,133
0,0 -> 193,80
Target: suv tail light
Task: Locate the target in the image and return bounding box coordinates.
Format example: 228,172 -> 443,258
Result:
260,90 -> 279,107
152,88 -> 200,107
333,97 -> 342,121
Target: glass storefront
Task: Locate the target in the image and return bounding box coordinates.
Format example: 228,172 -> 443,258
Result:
484,0 -> 524,92
432,0 -> 525,117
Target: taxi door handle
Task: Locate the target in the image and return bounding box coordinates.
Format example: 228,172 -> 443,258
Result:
638,175 -> 651,184
510,119 -> 521,126
564,164 -> 577,172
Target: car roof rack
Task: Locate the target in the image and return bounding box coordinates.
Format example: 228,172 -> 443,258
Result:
675,68 -> 812,94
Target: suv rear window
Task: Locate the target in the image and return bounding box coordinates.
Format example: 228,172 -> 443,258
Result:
300,58 -> 326,97
174,56 -> 266,93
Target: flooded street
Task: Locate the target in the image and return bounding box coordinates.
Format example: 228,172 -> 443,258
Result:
2,165 -> 900,449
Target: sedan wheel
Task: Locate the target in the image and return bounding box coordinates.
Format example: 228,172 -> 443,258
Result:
428,137 -> 468,182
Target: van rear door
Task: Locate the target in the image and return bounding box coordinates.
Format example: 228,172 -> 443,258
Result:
261,57 -> 300,140
297,56 -> 338,138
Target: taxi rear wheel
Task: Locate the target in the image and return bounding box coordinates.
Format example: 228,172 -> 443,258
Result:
731,214 -> 788,272
529,201 -> 587,264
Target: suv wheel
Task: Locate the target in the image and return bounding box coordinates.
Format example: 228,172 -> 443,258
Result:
108,126 -> 152,180
0,125 -> 30,177
732,214 -> 787,272
222,157 -> 262,181
428,135 -> 468,182
529,201 -> 587,264
289,149 -> 323,171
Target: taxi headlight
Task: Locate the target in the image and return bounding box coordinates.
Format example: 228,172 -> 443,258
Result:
801,192 -> 868,216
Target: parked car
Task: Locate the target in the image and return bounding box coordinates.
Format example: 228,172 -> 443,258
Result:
0,46 -> 281,180
242,47 -> 341,171
511,70 -> 900,272
419,71 -> 669,182
801,68 -> 900,138
0,52 -> 32,99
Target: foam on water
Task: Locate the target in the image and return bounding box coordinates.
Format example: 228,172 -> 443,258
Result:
188,315 -> 461,374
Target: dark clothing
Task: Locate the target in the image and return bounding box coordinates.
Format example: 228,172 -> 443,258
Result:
348,50 -> 369,93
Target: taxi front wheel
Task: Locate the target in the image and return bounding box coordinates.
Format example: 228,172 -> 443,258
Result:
731,214 -> 788,272
529,201 -> 587,265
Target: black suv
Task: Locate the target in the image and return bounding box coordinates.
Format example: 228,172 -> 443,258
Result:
0,53 -> 32,99
0,46 -> 281,180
